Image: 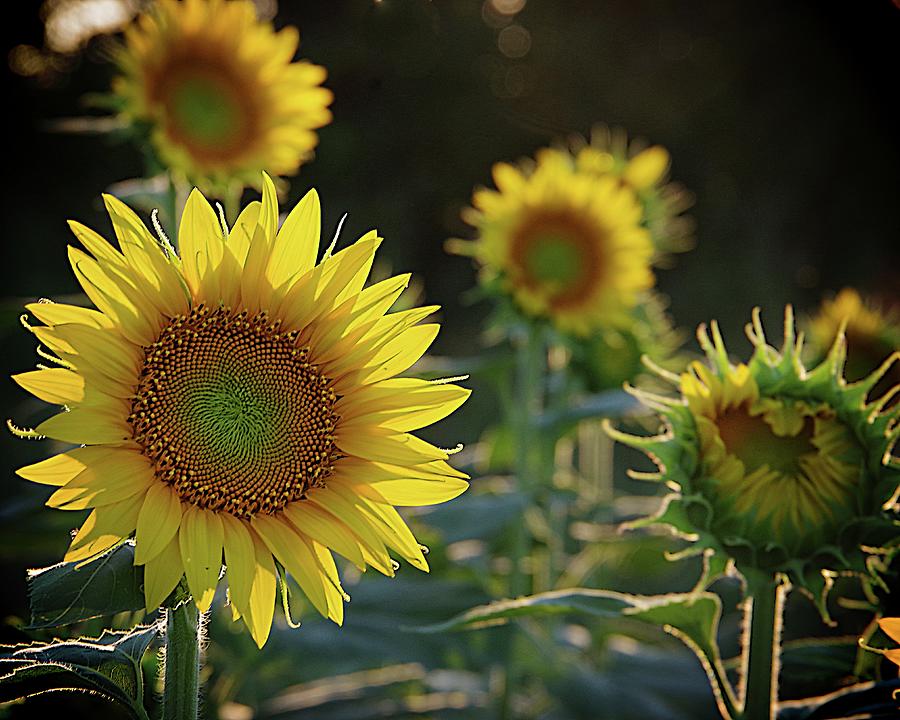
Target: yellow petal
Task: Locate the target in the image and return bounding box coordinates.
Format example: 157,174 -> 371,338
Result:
356,324 -> 440,385
143,532 -> 184,611
258,173 -> 279,246
25,302 -> 112,330
68,218 -> 127,269
178,506 -> 224,612
339,379 -> 471,432
226,200 -> 260,267
266,187 -> 319,291
102,194 -> 188,317
240,529 -> 277,648
282,501 -> 366,570
179,188 -> 223,298
622,146 -> 670,190
16,447 -> 103,486
312,237 -> 381,321
308,540 -> 345,625
46,449 -> 155,510
335,426 -> 448,465
12,368 -> 85,406
332,487 -> 428,571
45,323 -> 140,385
135,483 -> 184,565
240,175 -> 279,311
36,406 -> 130,445
221,514 -> 255,620
252,514 -> 328,619
333,231 -> 381,305
307,487 -> 395,576
68,246 -> 159,346
338,476 -> 469,507
65,492 -> 144,563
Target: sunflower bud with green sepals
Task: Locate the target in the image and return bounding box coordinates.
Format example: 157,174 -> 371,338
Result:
606,306 -> 900,619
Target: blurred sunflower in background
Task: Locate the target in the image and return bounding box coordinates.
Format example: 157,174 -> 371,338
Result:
570,126 -> 695,261
12,174 -> 469,647
455,149 -> 655,336
113,0 -> 333,193
806,288 -> 900,391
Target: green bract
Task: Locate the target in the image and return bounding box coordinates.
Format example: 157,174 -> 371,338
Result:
607,307 -> 900,618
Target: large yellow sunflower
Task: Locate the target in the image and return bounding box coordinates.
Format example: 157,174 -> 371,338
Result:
12,174 -> 470,647
457,150 -> 654,335
113,0 -> 333,191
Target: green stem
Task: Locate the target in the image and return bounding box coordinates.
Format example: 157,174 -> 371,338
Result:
223,181 -> 243,226
508,324 -> 545,597
163,601 -> 202,720
740,574 -> 784,720
501,325 -> 546,719
165,171 -> 191,251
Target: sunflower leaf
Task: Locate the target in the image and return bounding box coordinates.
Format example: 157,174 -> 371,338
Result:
536,389 -> 641,429
408,588 -> 738,719
26,542 -> 146,629
0,624 -> 158,720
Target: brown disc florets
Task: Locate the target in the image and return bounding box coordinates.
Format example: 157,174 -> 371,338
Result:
128,304 -> 341,518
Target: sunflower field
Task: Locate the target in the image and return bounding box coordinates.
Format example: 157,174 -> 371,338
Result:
2,1 -> 899,719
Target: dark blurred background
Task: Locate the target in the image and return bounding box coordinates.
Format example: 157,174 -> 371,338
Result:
0,0 -> 898,715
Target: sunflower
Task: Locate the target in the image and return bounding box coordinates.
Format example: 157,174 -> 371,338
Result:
606,307 -> 899,616
12,174 -> 470,647
806,288 -> 900,386
557,126 -> 694,259
113,0 -> 333,191
455,149 -> 655,335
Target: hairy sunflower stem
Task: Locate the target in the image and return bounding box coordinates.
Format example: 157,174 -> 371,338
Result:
740,573 -> 785,720
163,601 -> 202,720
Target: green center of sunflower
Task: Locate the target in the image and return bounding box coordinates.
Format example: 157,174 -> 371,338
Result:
523,233 -> 583,287
167,73 -> 245,149
509,210 -> 601,307
128,305 -> 341,518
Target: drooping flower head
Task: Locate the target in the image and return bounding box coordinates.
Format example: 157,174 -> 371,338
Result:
606,307 -> 899,615
12,174 -> 469,647
454,149 -> 655,336
113,0 -> 332,191
806,288 -> 900,388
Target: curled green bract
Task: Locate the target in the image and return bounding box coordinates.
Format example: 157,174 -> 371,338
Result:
607,306 -> 900,619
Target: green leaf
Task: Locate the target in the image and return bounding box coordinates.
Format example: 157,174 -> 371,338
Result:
537,389 -> 640,429
0,624 -> 158,720
776,678 -> 900,720
27,543 -> 146,629
406,588 -> 632,633
409,588 -> 739,719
